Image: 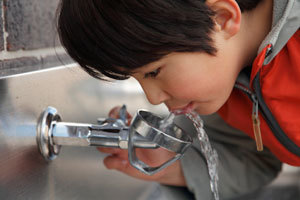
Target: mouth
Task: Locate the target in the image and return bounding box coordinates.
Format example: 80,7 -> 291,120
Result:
169,102 -> 195,114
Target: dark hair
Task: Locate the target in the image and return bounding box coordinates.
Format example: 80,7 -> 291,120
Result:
57,0 -> 262,80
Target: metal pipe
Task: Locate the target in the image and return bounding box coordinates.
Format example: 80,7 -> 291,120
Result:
51,122 -> 157,149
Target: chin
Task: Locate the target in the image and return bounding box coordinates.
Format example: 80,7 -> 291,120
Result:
194,105 -> 220,115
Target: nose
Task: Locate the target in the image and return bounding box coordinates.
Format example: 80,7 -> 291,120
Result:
138,80 -> 170,105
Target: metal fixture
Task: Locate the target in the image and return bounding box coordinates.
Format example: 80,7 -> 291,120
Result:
37,106 -> 192,175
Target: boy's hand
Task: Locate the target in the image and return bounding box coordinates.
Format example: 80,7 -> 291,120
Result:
97,106 -> 187,186
108,105 -> 133,125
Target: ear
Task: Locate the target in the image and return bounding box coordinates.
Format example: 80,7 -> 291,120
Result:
206,0 -> 241,39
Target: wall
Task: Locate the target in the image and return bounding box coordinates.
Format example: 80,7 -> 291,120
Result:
0,0 -> 73,77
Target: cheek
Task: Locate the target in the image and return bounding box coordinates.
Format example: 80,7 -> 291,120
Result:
163,61 -> 238,102
164,78 -> 206,100
171,76 -> 234,106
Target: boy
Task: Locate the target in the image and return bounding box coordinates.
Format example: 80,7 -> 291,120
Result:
57,0 -> 299,199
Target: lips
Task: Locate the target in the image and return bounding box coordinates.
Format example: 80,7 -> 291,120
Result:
169,102 -> 194,114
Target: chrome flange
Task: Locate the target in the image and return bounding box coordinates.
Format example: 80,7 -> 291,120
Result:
36,106 -> 61,161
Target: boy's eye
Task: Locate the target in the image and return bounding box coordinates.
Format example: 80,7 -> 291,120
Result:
144,67 -> 161,78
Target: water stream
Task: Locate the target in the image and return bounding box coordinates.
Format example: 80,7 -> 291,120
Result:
160,111 -> 219,200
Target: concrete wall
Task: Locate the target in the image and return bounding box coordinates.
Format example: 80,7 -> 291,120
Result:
0,1 -> 3,51
0,0 -> 73,77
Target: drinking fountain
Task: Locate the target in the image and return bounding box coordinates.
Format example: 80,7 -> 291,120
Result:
36,106 -> 193,175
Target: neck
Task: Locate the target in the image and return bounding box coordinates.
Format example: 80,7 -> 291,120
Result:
239,0 -> 274,66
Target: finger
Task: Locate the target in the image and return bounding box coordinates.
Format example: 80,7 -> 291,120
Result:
97,147 -> 122,154
126,112 -> 133,125
102,152 -> 179,183
104,155 -> 165,182
135,148 -> 176,166
103,155 -> 144,178
108,106 -> 122,118
108,106 -> 133,125
98,147 -> 128,159
103,155 -> 129,170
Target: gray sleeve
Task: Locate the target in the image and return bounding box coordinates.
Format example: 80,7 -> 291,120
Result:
178,113 -> 282,200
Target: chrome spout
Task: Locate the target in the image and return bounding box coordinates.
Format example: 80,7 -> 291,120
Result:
51,121 -> 158,149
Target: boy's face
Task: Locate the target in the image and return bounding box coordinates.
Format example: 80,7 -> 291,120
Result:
126,0 -> 270,114
131,33 -> 245,115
